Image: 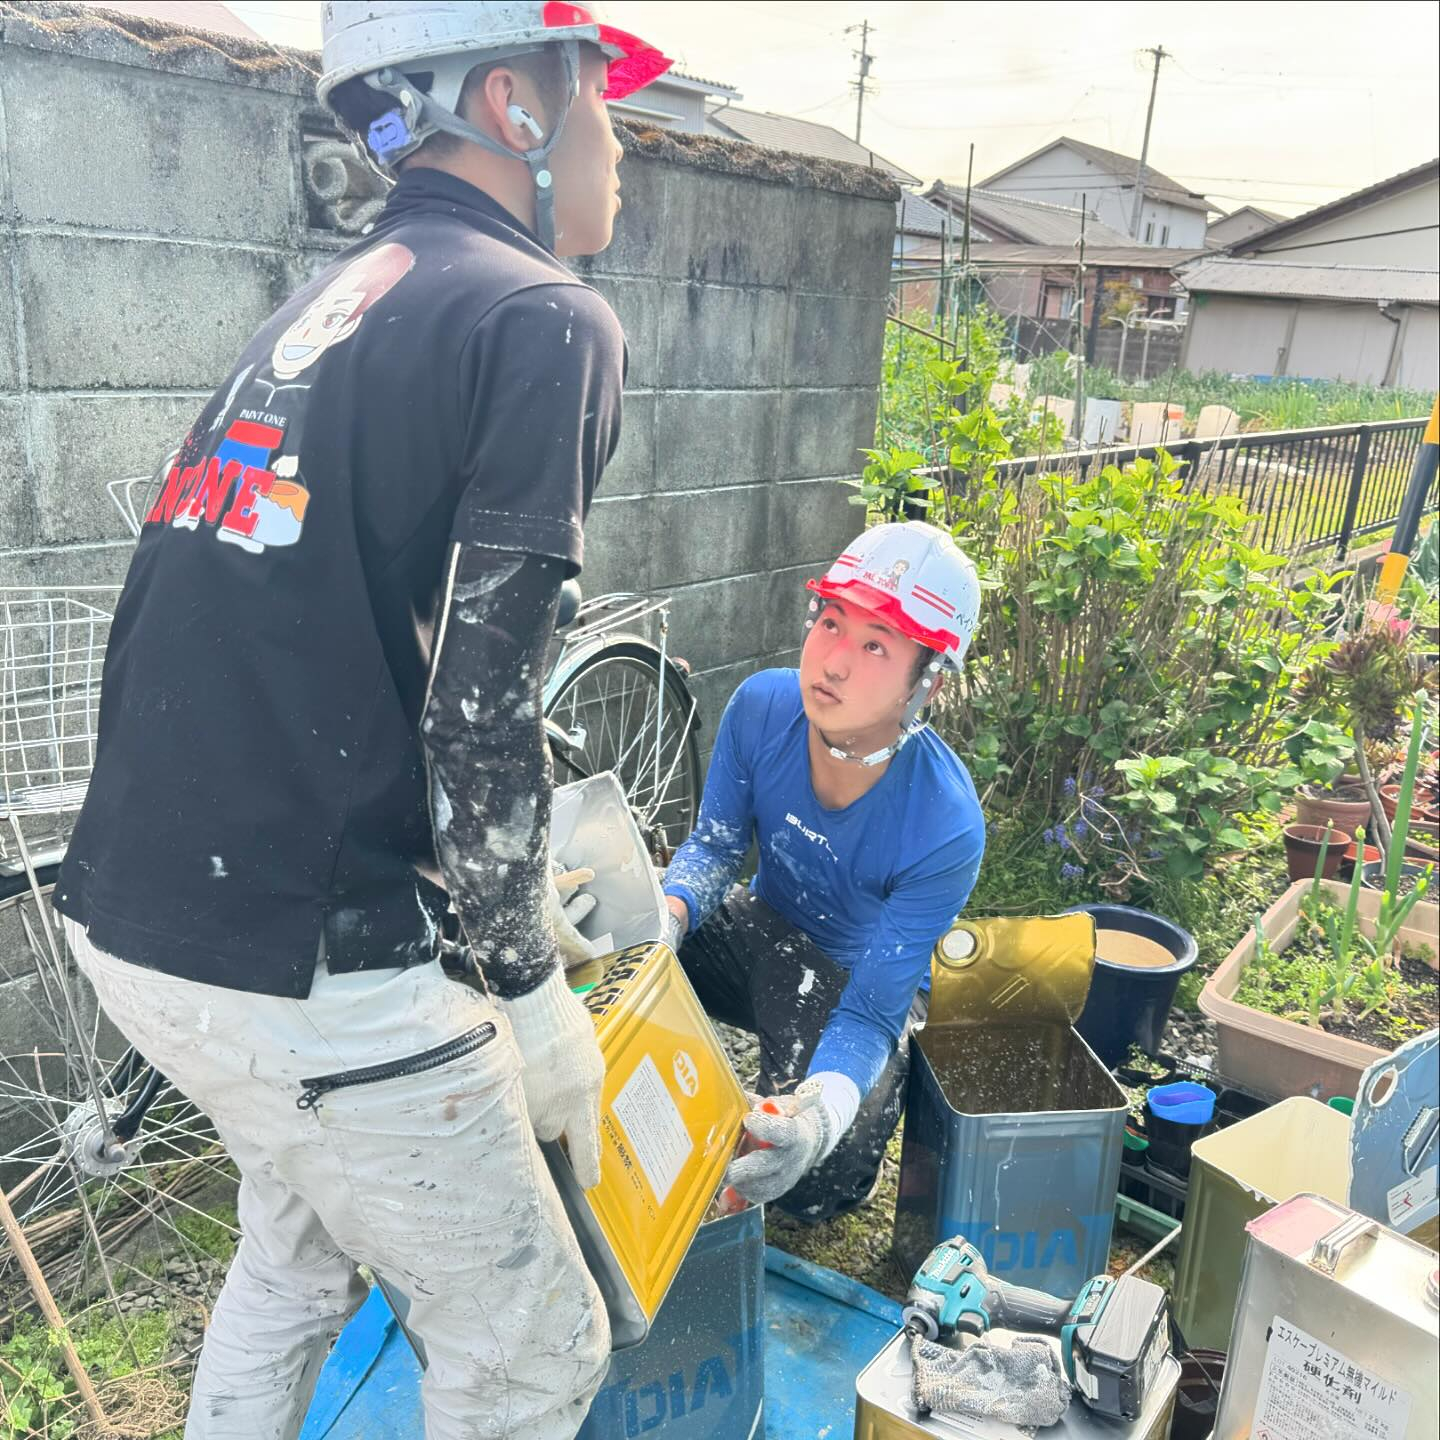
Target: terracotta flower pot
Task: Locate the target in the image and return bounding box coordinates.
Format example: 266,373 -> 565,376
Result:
1282,824 -> 1344,883
1379,784 -> 1438,824
1339,839 -> 1382,878
1293,783 -> 1370,840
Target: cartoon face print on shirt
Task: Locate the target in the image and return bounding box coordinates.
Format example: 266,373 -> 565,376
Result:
270,242 -> 416,380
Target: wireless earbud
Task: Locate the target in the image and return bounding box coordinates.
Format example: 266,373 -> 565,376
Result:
506,104 -> 544,141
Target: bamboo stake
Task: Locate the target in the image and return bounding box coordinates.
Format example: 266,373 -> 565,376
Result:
0,1181 -> 108,1430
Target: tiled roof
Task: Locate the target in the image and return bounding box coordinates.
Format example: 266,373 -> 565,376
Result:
1177,256 -> 1439,304
969,243 -> 1206,269
928,184 -> 1134,247
896,190 -> 952,238
980,136 -> 1209,212
86,0 -> 261,38
706,106 -> 919,185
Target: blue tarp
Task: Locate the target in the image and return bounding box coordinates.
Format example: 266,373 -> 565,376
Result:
301,1247 -> 902,1439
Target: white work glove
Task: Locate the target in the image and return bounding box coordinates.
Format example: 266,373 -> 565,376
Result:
548,862 -> 600,969
723,1072 -> 859,1206
502,969 -> 605,1188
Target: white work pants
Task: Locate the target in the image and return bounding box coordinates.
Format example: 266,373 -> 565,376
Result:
65,919 -> 609,1440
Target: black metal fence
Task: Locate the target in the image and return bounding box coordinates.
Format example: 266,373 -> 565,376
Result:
987,418 -> 1431,558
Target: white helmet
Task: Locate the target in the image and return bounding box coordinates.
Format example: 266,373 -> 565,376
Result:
318,2 -> 670,246
804,522 -> 982,766
807,522 -> 981,671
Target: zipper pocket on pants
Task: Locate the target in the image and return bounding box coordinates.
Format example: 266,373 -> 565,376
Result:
296,1022 -> 498,1111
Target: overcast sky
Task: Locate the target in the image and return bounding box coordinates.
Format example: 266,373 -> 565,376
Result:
227,0 -> 1440,218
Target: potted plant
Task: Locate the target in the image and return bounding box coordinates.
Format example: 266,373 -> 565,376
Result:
1200,704 -> 1438,1099
1292,623 -> 1435,841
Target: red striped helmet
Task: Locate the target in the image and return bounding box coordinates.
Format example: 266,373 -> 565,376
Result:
807,522 -> 980,671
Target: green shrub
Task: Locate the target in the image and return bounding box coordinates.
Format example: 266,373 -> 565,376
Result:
929,448 -> 1347,886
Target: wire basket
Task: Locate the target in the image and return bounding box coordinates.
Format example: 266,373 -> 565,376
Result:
0,588 -> 117,824
105,474 -> 164,539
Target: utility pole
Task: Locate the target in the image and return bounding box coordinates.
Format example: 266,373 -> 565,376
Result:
847,20 -> 874,144
1128,44 -> 1170,240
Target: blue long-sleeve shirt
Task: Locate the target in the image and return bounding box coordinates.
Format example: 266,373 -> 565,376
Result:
664,669 -> 985,1096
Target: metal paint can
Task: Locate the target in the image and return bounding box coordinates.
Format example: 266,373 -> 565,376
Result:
893,914 -> 1128,1296
545,937 -> 748,1348
578,1205 -> 765,1439
853,1329 -> 1179,1440
1212,1192 -> 1439,1439
547,772 -> 748,1349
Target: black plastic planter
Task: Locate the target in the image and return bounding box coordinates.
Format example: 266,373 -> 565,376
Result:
1064,903 -> 1199,1068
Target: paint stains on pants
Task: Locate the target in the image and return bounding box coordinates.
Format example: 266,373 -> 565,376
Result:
65,918 -> 608,1440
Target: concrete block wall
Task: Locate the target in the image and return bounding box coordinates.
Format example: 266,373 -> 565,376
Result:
0,0 -> 895,1168
1,3 -> 896,743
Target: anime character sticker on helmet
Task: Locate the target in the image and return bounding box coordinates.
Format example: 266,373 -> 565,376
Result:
271,242 -> 415,380
874,558 -> 911,592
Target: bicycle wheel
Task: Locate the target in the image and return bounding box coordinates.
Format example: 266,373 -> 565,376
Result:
544,637 -> 703,856
0,867 -> 236,1429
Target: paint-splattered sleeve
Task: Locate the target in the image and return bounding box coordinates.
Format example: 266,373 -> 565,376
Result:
422,546 -> 565,1000
808,824 -> 984,1095
662,683 -> 758,932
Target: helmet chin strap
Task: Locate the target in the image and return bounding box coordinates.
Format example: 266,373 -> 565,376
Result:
364,40 -> 580,250
805,600 -> 945,767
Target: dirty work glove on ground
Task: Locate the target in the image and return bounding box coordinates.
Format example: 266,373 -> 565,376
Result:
724,1073 -> 859,1206
548,862 -> 601,969
502,969 -> 605,1188
909,1331 -> 1069,1428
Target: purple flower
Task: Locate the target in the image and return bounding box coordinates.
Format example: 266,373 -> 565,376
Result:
1073,819 -> 1089,839
1043,827 -> 1056,845
1058,830 -> 1071,850
1088,785 -> 1106,800
1146,847 -> 1163,860
1061,862 -> 1083,880
1063,776 -> 1078,798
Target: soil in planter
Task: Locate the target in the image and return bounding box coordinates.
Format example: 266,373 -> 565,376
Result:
1236,900 -> 1439,1049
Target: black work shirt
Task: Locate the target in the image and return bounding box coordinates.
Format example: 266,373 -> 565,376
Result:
56,170 -> 625,996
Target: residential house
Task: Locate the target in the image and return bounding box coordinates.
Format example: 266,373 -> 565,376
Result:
1177,258 -> 1437,388
916,183 -> 1203,371
1229,158 -> 1439,267
608,70 -> 740,133
892,190 -> 954,311
978,136 -> 1210,249
1206,205 -> 1286,250
704,106 -> 920,185
1178,160 -> 1440,387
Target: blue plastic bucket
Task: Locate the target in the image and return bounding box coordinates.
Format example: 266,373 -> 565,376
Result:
1144,1081 -> 1217,1178
1064,904 -> 1199,1068
1147,1081 -> 1217,1126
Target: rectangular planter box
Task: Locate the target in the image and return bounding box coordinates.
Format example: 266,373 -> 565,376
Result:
1198,879 -> 1439,1102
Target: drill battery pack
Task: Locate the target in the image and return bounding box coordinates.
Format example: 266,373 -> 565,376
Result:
1070,1275 -> 1171,1421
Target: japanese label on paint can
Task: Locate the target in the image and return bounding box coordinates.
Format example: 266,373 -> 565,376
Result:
611,1053 -> 693,1207
1386,1166 -> 1437,1229
1249,1317 -> 1411,1440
